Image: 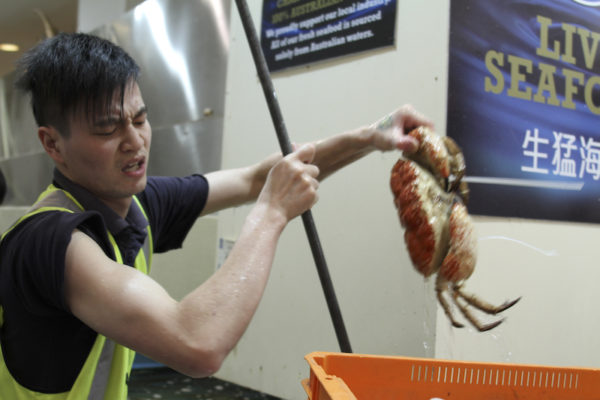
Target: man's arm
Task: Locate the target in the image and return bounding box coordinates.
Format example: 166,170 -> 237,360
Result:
201,105 -> 433,214
311,104 -> 433,179
200,151 -> 280,216
64,144 -> 319,378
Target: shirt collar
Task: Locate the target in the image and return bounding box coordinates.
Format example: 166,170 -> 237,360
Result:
52,168 -> 147,236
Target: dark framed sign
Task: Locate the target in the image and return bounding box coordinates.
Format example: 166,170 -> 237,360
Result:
260,0 -> 397,72
447,0 -> 600,223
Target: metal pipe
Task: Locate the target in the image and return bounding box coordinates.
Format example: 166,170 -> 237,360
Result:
234,0 -> 352,353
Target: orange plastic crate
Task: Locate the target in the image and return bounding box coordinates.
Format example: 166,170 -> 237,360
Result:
302,351 -> 600,399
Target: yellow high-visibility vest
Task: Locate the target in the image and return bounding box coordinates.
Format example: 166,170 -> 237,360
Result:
0,184 -> 153,399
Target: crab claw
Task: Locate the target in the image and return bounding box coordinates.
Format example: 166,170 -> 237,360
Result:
404,126 -> 451,185
454,289 -> 522,332
476,319 -> 504,332
493,297 -> 522,314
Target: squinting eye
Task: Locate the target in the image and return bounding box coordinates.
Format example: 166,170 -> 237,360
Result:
95,127 -> 117,136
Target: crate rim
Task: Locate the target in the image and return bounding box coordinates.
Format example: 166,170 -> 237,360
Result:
303,351 -> 600,400
305,351 -> 600,371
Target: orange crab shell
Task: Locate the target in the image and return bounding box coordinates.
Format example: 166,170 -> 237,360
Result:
390,159 -> 441,278
406,126 -> 451,181
439,202 -> 476,283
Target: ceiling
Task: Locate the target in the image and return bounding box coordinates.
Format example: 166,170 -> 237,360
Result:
0,0 -> 79,77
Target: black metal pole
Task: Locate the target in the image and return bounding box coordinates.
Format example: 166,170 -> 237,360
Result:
234,0 -> 352,354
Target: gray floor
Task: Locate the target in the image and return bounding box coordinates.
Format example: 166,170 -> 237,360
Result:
128,367 -> 282,400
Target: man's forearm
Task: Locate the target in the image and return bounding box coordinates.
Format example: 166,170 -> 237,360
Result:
176,203 -> 286,372
311,126 -> 376,180
202,152 -> 281,215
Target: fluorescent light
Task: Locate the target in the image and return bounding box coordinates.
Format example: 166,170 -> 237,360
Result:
0,43 -> 19,52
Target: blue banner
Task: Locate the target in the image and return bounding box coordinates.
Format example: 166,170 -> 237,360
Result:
447,0 -> 600,223
260,0 -> 397,72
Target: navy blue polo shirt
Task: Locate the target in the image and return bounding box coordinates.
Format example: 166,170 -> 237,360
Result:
0,169 -> 209,393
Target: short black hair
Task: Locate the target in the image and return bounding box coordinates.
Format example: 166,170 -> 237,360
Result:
15,32 -> 140,137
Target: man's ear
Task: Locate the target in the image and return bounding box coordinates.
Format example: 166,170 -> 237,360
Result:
38,126 -> 64,164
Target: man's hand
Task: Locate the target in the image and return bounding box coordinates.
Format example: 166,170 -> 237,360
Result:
257,144 -> 320,223
370,104 -> 434,153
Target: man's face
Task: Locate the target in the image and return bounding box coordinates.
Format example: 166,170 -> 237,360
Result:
58,82 -> 151,213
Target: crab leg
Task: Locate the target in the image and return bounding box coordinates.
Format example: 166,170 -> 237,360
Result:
435,285 -> 464,328
452,290 -> 504,332
456,286 -> 521,314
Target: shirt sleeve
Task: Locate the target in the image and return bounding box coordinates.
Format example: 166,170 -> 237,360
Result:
0,210 -> 109,316
137,174 -> 209,253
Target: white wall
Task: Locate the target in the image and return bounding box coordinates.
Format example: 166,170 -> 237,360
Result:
215,1 -> 449,399
77,0 -> 127,32
216,1 -> 600,399
77,0 -> 145,32
435,216 -> 600,369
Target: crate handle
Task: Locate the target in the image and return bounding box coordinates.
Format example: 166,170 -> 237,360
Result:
301,378 -> 313,399
410,363 -> 582,390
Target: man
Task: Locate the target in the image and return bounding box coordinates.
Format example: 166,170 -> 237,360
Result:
0,33 -> 432,398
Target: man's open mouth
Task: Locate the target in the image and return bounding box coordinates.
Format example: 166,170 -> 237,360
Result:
122,158 -> 144,172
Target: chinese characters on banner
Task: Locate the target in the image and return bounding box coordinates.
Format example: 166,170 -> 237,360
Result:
447,0 -> 600,223
522,129 -> 600,180
260,0 -> 397,72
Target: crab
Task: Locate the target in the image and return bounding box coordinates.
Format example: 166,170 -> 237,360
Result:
390,126 -> 520,331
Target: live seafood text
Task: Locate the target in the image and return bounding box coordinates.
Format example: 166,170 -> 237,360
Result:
483,14 -> 600,114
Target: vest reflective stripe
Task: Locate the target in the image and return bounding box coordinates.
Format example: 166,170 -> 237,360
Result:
132,195 -> 153,271
88,339 -> 114,400
0,185 -> 153,399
